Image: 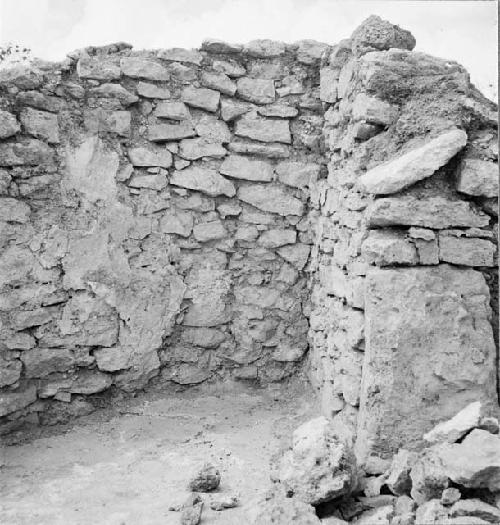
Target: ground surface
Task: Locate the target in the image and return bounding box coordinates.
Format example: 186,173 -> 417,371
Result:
1,382 -> 317,525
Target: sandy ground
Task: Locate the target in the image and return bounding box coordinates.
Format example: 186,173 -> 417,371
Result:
0,381 -> 317,525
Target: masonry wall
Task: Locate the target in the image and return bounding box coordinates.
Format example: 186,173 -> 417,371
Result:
308,20 -> 499,465
0,16 -> 498,444
0,39 -> 329,428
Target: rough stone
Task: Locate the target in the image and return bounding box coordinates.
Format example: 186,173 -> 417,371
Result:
160,209 -> 194,237
129,173 -> 167,190
200,71 -> 236,96
155,101 -> 191,120
179,138 -> 227,160
296,39 -> 330,64
385,449 -> 417,496
213,59 -> 246,78
238,185 -> 304,216
424,401 -> 483,444
236,77 -> 275,104
136,81 -> 171,99
94,346 -> 130,372
179,494 -> 203,525
354,505 -> 394,525
157,48 -> 203,65
277,244 -> 310,270
361,231 -> 418,266
449,499 -> 500,523
457,158 -> 499,198
352,93 -> 399,127
21,348 -> 75,378
246,492 -> 321,525
258,229 -> 297,248
441,488 -> 461,506
438,236 -> 496,266
193,220 -> 227,242
128,147 -> 172,168
229,141 -> 289,158
170,166 -> 235,197
0,198 -> 31,223
276,161 -> 320,189
77,57 -> 121,80
194,115 -> 231,143
180,328 -> 226,349
276,416 -> 356,505
89,83 -> 139,105
220,99 -> 251,121
235,116 -> 291,144
188,462 -> 221,492
0,139 -> 54,166
201,39 -> 243,54
0,110 -> 20,138
368,197 -> 490,229
120,57 -> 169,81
182,86 -> 220,112
0,385 -> 37,417
244,39 -> 286,58
351,15 -> 416,55
148,122 -> 196,142
257,105 -> 298,118
415,499 -> 448,525
220,155 -> 273,182
359,130 -> 467,195
209,494 -> 239,510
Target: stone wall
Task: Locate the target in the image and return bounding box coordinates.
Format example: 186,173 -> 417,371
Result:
0,38 -> 328,428
0,16 -> 498,444
308,16 -> 499,465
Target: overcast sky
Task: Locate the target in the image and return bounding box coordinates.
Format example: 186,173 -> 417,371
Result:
0,0 -> 497,100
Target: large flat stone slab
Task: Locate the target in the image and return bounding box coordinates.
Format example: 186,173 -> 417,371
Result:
355,265 -> 497,465
235,116 -> 291,144
358,130 -> 467,195
367,196 -> 489,229
170,166 -> 235,197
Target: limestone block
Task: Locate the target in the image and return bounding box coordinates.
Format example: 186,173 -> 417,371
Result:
368,196 -> 489,229
276,161 -> 320,189
295,39 -> 330,64
258,229 -> 297,248
229,141 -> 289,158
128,147 -> 172,168
120,57 -> 169,81
356,265 -> 497,464
178,138 -> 227,160
237,184 -> 304,216
77,57 -> 121,80
220,98 -> 251,121
148,121 -> 196,141
193,220 -> 227,242
89,83 -> 139,105
194,115 -> 231,143
0,385 -> 37,417
352,93 -> 399,127
438,235 -> 496,266
257,105 -> 298,118
351,15 -> 416,56
136,81 -> 171,99
457,158 -> 499,198
277,243 -> 311,270
320,68 -> 338,103
0,138 -> 54,166
0,198 -> 31,223
170,166 -> 235,197
276,416 -> 357,504
235,116 -> 291,144
0,110 -> 20,138
220,155 -> 273,182
21,348 -> 75,378
236,77 -> 275,104
201,39 -> 243,54
94,346 -> 131,372
128,173 -> 167,190
200,71 -> 236,96
159,209 -> 194,237
157,48 -> 203,65
361,230 -> 419,266
181,86 -> 220,112
244,39 -> 286,58
359,130 -> 467,195
155,101 -> 191,120
213,59 -> 246,78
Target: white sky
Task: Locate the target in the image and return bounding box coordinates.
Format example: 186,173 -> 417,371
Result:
0,0 -> 497,100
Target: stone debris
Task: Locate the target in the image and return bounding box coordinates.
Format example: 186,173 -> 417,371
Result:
209,494 -> 239,510
275,416 -> 357,505
187,463 -> 221,492
246,491 -> 321,524
179,493 -> 204,525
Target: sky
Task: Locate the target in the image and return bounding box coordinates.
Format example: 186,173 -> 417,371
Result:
0,0 -> 497,100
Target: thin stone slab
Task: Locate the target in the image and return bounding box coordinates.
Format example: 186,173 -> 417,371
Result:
219,155 -> 273,182
157,48 -> 203,65
170,166 -> 235,197
358,129 -> 467,195
120,57 -> 169,81
148,122 -> 196,142
228,141 -> 290,158
238,184 -> 304,216
235,116 -> 291,144
181,86 -> 220,112
355,265 -> 497,465
128,147 -> 172,168
236,77 -> 275,104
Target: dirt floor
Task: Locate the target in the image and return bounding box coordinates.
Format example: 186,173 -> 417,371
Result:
0,380 -> 317,525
